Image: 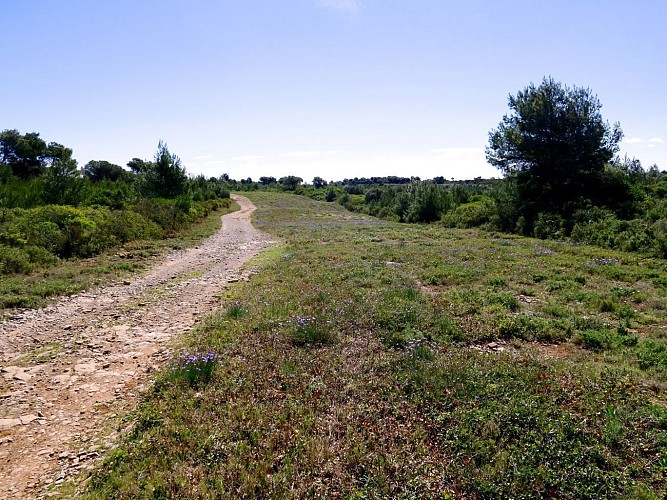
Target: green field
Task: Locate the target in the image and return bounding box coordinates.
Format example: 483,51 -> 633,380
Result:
82,192 -> 667,499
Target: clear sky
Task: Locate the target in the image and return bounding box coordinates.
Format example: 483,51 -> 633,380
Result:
3,0 -> 666,182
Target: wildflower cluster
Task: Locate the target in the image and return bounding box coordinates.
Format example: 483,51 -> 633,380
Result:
288,314 -> 334,346
591,257 -> 619,266
295,315 -> 316,328
534,245 -> 555,255
168,351 -> 217,386
226,301 -> 246,319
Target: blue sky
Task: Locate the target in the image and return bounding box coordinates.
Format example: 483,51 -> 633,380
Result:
3,0 -> 666,181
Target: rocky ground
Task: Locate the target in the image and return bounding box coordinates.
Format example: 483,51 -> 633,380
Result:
0,195 -> 275,499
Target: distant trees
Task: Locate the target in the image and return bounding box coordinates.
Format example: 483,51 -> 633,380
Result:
43,142 -> 74,166
279,175 -> 303,191
127,158 -> 151,174
259,176 -> 276,186
312,176 -> 327,189
0,129 -> 48,179
83,160 -> 127,182
487,77 -> 624,230
0,131 -> 235,210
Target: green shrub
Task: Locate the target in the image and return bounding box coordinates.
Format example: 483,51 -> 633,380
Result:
225,301 -> 247,319
595,296 -> 617,313
325,187 -> 337,202
533,212 -> 565,239
24,245 -> 59,268
497,315 -> 551,341
636,340 -> 667,370
575,328 -> 615,351
488,292 -> 520,311
132,199 -> 189,234
97,210 -> 163,244
0,245 -> 33,274
441,196 -> 496,228
405,183 -> 451,223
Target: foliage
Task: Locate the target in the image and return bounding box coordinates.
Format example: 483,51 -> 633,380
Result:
139,140 -> 188,198
486,77 -> 624,231
312,176 -> 327,189
0,129 -> 47,179
83,160 -> 127,182
259,176 -> 277,186
41,159 -> 87,206
279,175 -> 303,191
441,195 -> 496,228
0,130 -> 233,278
0,201 -> 236,310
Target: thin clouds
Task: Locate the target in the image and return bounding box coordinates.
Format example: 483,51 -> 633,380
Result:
284,150 -> 335,158
285,151 -> 321,158
316,0 -> 362,13
623,137 -> 663,149
230,155 -> 267,162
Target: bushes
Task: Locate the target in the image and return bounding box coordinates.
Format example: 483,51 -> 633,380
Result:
571,211 -> 667,257
131,198 -> 206,235
636,339 -> 667,370
96,210 -> 163,245
441,196 -> 496,228
405,183 -> 451,223
0,198 -> 223,275
532,212 -> 565,239
0,243 -> 60,274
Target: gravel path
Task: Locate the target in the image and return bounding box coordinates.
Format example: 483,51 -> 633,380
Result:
0,195 -> 275,499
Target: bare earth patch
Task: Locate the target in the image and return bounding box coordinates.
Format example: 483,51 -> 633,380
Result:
0,195 -> 276,499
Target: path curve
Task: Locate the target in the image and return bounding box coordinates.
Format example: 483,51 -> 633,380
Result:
0,195 -> 275,499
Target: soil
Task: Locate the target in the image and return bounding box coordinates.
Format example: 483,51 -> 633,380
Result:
0,195 -> 275,499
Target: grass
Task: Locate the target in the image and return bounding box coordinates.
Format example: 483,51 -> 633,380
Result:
69,192 -> 667,498
0,202 -> 239,314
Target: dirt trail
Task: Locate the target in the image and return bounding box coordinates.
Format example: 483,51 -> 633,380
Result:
0,195 -> 275,499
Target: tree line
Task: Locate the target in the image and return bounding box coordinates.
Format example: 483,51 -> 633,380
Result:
0,133 -> 231,276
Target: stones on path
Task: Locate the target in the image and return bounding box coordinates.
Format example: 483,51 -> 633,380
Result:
73,362 -> 97,375
13,370 -> 33,382
0,418 -> 22,430
0,414 -> 44,430
20,414 -> 40,425
1,365 -> 39,382
52,374 -> 72,385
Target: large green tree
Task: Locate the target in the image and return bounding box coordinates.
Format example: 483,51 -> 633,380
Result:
486,77 -> 623,230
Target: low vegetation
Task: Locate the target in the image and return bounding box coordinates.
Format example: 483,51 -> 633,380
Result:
0,201 -> 237,311
81,192 -> 667,498
0,131 -> 233,309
